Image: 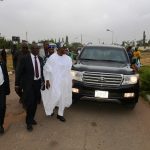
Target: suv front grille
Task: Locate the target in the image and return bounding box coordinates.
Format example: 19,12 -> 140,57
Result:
83,72 -> 123,87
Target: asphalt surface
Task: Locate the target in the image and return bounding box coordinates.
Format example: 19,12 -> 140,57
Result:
0,75 -> 150,150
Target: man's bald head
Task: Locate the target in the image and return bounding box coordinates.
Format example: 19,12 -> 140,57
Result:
21,43 -> 29,54
43,41 -> 49,50
31,44 -> 39,56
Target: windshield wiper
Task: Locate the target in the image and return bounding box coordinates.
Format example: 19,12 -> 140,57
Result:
80,58 -> 125,63
100,60 -> 125,63
80,58 -> 100,61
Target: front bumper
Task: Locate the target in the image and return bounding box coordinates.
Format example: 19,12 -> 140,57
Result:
72,80 -> 139,103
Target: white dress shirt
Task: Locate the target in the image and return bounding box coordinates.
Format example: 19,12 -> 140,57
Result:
30,53 -> 41,80
0,65 -> 4,86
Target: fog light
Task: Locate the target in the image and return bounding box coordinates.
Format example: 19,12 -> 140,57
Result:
124,93 -> 135,98
72,88 -> 79,93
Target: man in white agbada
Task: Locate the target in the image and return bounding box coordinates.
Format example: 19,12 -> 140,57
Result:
41,42 -> 72,122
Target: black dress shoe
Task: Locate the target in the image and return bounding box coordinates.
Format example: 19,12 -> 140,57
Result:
0,126 -> 4,134
27,124 -> 33,131
57,115 -> 66,122
32,120 -> 37,125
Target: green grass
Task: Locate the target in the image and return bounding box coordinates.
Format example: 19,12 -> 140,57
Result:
139,65 -> 150,101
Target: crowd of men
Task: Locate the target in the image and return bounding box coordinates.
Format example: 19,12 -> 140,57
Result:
0,41 -> 72,134
0,43 -> 142,134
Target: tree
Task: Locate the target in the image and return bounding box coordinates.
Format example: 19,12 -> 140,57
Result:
137,40 -> 143,47
65,36 -> 69,45
148,39 -> 150,46
49,38 -> 55,43
143,31 -> 146,48
62,37 -> 64,42
121,41 -> 126,47
0,37 -> 13,49
69,42 -> 83,53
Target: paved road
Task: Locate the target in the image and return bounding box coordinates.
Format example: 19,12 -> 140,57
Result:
0,75 -> 150,150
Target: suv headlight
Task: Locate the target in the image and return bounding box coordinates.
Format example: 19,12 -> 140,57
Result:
122,74 -> 139,85
71,70 -> 83,81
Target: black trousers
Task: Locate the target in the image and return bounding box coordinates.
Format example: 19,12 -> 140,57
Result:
24,80 -> 41,125
0,84 -> 6,126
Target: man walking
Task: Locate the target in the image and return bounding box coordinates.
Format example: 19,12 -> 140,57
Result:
126,46 -> 133,63
0,52 -> 10,134
14,43 -> 29,105
43,44 -> 55,64
41,42 -> 72,122
15,44 -> 43,131
39,41 -> 49,64
11,44 -> 17,70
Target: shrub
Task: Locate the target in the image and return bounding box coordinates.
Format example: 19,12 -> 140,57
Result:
139,66 -> 150,93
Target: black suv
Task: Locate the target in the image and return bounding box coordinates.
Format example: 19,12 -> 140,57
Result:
71,45 -> 139,109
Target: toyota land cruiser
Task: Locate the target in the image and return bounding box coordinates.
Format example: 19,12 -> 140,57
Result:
71,45 -> 139,109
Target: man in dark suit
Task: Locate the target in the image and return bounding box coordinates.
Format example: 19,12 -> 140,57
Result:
0,52 -> 10,134
15,44 -> 43,131
14,43 -> 29,106
11,44 -> 17,70
1,47 -> 7,64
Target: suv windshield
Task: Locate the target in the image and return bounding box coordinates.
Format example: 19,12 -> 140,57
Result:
80,47 -> 128,63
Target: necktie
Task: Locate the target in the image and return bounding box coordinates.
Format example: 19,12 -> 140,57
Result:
34,56 -> 39,78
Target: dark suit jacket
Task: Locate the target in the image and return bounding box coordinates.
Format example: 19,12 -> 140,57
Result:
1,49 -> 7,63
0,61 -> 10,95
13,50 -> 30,71
15,53 -> 44,91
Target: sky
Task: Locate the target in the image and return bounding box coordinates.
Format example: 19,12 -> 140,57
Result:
0,0 -> 150,44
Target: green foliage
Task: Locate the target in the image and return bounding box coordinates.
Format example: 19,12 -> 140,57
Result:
49,38 -> 55,43
69,42 -> 83,52
0,37 -> 13,49
139,66 -> 150,92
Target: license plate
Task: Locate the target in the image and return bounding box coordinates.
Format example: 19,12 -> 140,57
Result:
95,90 -> 108,98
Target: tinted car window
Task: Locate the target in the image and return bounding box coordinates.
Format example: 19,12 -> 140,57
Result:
80,47 -> 128,63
